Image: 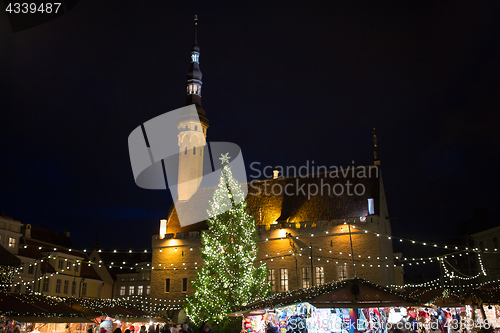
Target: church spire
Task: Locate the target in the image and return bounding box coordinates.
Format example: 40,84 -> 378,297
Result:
372,127 -> 380,165
186,14 -> 208,128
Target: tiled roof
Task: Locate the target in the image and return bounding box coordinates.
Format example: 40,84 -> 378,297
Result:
80,261 -> 103,280
91,250 -> 152,279
23,225 -> 73,248
166,166 -> 380,234
0,292 -> 89,322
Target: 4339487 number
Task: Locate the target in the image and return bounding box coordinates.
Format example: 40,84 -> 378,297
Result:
5,3 -> 62,14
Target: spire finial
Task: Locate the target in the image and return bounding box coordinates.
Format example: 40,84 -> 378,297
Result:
194,14 -> 198,45
372,127 -> 380,165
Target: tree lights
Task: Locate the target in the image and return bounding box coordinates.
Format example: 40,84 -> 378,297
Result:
184,154 -> 271,324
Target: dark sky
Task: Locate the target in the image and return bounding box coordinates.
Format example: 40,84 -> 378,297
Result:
1,1 -> 499,260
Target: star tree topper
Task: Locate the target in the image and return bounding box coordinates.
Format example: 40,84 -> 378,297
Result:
219,153 -> 230,165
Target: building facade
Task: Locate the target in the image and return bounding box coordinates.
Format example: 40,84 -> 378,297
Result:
471,226 -> 500,281
0,212 -> 103,298
149,23 -> 402,322
90,248 -> 152,305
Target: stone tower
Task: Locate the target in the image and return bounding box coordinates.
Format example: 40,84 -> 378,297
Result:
177,15 -> 209,201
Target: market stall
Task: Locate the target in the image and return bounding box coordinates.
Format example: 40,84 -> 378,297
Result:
464,288 -> 500,329
0,293 -> 163,333
234,278 -> 421,333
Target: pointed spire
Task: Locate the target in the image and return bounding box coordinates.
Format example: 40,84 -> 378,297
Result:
372,127 -> 380,165
194,14 -> 198,45
185,15 -> 208,127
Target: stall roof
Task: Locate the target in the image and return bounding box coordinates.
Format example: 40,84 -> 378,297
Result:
464,289 -> 500,305
0,292 -> 91,323
66,298 -> 159,322
0,292 -> 159,323
234,278 -> 420,314
403,289 -> 463,307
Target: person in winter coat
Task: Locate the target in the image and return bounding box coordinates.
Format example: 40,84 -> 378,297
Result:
203,325 -> 213,333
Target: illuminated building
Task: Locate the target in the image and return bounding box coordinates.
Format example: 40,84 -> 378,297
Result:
0,211 -> 103,298
149,21 -> 403,322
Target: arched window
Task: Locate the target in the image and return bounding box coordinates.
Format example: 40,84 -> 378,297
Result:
193,146 -> 196,155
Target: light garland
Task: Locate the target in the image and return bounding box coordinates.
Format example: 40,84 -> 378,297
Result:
184,155 -> 271,325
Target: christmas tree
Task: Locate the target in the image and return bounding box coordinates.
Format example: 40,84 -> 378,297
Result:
185,153 -> 271,324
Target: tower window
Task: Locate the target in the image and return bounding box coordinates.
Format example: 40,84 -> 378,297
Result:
182,278 -> 188,292
280,268 -> 288,291
195,126 -> 197,130
301,267 -> 310,288
187,83 -> 202,96
185,146 -> 188,155
191,53 -> 199,63
268,269 -> 275,291
316,266 -> 325,285
193,146 -> 196,155
338,265 -> 347,280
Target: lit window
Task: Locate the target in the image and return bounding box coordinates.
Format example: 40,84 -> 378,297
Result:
8,237 -> 16,248
119,286 -> 126,296
267,269 -> 275,291
165,279 -> 170,293
63,280 -> 69,294
301,267 -> 310,288
191,53 -> 199,63
280,268 -> 288,291
138,285 -> 144,295
56,279 -> 62,293
129,285 -> 135,295
81,282 -> 87,296
316,267 -> 325,285
338,266 -> 347,280
141,271 -> 150,281
368,198 -> 375,215
146,285 -> 150,295
182,278 -> 188,293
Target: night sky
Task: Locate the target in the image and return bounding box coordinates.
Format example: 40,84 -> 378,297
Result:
1,1 -> 499,268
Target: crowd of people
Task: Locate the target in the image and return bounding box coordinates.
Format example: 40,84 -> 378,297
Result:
104,322 -> 214,333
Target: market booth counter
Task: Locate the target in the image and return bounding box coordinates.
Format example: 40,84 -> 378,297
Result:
65,298 -> 166,333
232,278 -> 421,333
0,292 -> 91,333
463,288 -> 500,329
